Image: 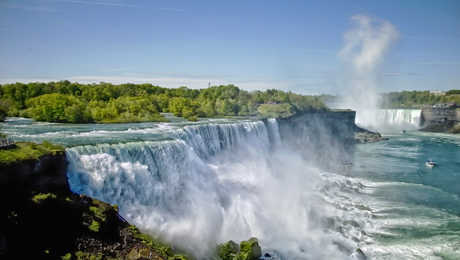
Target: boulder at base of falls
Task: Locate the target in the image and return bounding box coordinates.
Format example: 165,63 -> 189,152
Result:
354,127 -> 386,144
217,238 -> 262,260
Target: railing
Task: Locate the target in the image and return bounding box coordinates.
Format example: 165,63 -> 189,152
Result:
117,213 -> 129,224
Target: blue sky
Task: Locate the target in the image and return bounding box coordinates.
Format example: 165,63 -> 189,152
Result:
0,0 -> 459,94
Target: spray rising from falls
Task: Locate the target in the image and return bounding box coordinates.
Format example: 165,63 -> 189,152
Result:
66,119 -> 369,259
338,15 -> 399,130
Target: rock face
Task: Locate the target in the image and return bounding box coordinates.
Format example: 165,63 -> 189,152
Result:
420,104 -> 460,133
0,150 -> 188,260
354,126 -> 386,144
0,152 -> 69,194
278,110 -> 383,145
278,110 -> 358,145
277,110 -> 383,168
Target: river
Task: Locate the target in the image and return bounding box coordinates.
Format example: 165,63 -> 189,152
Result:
1,115 -> 459,259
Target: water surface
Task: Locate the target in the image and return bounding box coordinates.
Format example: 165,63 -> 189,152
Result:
2,117 -> 459,259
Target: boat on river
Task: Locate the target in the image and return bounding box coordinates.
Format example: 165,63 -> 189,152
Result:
425,160 -> 436,168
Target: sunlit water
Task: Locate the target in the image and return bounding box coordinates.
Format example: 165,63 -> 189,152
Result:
2,117 -> 459,259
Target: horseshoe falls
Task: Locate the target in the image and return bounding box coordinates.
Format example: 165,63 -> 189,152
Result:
2,115 -> 460,259
355,109 -> 422,132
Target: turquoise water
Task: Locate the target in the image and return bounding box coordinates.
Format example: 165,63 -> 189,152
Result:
0,117 -> 251,146
350,131 -> 460,258
1,117 -> 459,259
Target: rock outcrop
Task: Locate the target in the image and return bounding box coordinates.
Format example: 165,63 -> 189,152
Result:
217,238 -> 262,260
0,149 -> 188,260
276,110 -> 384,169
420,104 -> 460,133
278,110 -> 383,146
0,151 -> 69,194
354,126 -> 386,144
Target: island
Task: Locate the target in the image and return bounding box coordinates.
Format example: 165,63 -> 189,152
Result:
0,81 -> 326,123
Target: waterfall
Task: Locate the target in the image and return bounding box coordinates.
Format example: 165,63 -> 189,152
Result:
65,119 -> 360,259
355,109 -> 421,131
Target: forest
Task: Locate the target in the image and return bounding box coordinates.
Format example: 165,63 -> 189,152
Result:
0,81 -> 326,123
381,90 -> 460,108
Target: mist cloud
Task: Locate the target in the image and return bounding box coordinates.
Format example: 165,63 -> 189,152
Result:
338,15 -> 398,129
339,15 -> 398,74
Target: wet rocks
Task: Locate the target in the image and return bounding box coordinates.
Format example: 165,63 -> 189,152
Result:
420,104 -> 460,133
217,238 -> 262,260
354,129 -> 386,143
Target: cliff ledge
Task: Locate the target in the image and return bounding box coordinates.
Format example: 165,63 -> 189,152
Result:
0,144 -> 188,260
421,104 -> 460,133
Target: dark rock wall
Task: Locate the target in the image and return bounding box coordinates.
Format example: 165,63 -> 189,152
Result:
277,111 -> 359,169
0,152 -> 69,195
0,151 -> 185,259
421,107 -> 460,132
278,110 -> 357,146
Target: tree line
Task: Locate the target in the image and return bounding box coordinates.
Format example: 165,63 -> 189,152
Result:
0,81 -> 326,123
381,90 -> 460,108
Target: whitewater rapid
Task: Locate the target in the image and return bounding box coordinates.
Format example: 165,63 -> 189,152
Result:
64,119 -> 370,259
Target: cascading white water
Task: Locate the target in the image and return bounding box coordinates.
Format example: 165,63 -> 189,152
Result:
355,109 -> 421,132
66,120 -> 367,259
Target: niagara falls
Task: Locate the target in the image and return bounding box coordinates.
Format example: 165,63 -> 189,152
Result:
1,1 -> 460,260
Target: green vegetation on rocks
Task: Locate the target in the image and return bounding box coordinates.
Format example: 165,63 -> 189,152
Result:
127,225 -> 188,260
257,103 -> 295,118
0,81 -> 327,123
217,238 -> 262,260
32,193 -> 57,204
2,189 -> 190,259
238,238 -> 262,260
217,240 -> 239,260
0,141 -> 64,165
0,99 -> 7,121
88,220 -> 101,232
0,142 -> 190,260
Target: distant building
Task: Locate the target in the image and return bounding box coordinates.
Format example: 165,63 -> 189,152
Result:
432,103 -> 458,109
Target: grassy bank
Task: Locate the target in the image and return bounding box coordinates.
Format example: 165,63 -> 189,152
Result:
0,141 -> 64,165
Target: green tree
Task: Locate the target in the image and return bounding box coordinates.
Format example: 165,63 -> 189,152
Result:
25,93 -> 90,123
0,99 -> 8,121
